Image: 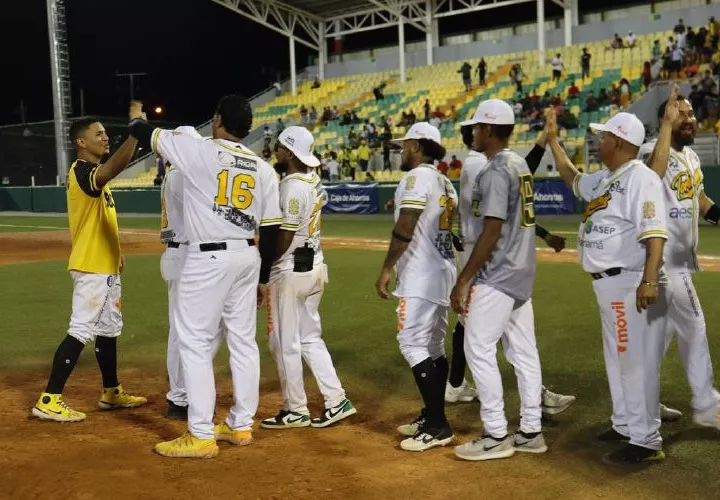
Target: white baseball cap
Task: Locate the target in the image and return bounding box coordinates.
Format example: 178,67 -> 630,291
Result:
589,112 -> 645,147
391,122 -> 442,146
460,99 -> 515,126
278,126 -> 320,167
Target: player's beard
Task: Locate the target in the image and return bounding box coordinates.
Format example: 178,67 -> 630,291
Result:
673,126 -> 695,147
400,160 -> 413,171
274,161 -> 289,175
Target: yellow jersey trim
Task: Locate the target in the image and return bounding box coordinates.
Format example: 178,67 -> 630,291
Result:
637,229 -> 668,240
151,128 -> 161,154
260,218 -> 283,225
400,200 -> 427,207
214,139 -> 258,156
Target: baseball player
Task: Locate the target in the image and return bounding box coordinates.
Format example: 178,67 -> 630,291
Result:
549,111 -> 670,466
131,96 -> 282,459
450,99 -> 547,461
375,122 -> 457,452
260,126 -> 356,430
637,88 -> 720,430
447,121 -> 576,417
32,111 -> 147,422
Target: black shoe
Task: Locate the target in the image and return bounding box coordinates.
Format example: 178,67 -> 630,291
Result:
166,400 -> 188,420
602,444 -> 665,466
594,428 -> 630,445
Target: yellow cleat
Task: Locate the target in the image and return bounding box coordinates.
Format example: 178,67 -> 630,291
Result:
98,385 -> 147,410
214,423 -> 253,446
32,393 -> 86,423
154,433 -> 219,459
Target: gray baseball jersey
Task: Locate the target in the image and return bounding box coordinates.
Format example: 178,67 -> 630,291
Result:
471,149 -> 536,301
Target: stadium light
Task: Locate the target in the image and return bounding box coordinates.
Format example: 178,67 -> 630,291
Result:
154,106 -> 163,115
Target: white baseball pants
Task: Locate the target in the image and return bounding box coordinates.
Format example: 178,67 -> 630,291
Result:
175,242 -> 261,440
464,284 -> 542,439
665,270 -> 720,416
267,264 -> 346,414
396,297 -> 448,368
68,271 -> 122,344
593,271 -> 669,451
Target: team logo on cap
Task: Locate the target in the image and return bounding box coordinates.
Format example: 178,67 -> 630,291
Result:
484,112 -> 497,120
615,125 -> 628,137
285,136 -> 295,146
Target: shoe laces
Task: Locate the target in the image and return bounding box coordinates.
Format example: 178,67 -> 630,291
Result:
56,400 -> 77,413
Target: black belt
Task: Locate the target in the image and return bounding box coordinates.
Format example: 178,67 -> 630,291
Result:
590,267 -> 622,280
166,241 -> 181,249
199,240 -> 255,252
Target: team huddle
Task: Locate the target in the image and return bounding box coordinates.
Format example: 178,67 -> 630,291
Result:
30,87 -> 720,465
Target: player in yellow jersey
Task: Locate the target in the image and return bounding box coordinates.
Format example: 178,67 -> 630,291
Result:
32,105 -> 148,422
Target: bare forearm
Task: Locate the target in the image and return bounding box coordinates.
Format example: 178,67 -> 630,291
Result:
276,230 -> 295,257
649,122 -> 672,178
642,237 -> 665,282
699,192 -> 714,218
381,237 -> 410,270
549,138 -> 579,189
95,136 -> 138,188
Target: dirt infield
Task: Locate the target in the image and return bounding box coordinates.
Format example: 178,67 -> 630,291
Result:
3,229 -> 720,273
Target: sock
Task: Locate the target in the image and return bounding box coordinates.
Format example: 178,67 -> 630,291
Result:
45,335 -> 85,394
411,358 -> 447,428
434,356 -> 449,388
448,322 -> 466,388
519,430 -> 540,439
95,336 -> 119,388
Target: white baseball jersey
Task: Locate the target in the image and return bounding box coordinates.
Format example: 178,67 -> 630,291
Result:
638,141 -> 703,271
458,150 -> 489,245
160,168 -> 187,244
151,128 -> 282,242
393,164 -> 458,306
573,160 -> 668,273
271,171 -> 325,279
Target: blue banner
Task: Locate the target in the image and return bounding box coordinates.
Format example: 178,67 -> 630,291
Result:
533,179 -> 576,214
323,183 -> 379,214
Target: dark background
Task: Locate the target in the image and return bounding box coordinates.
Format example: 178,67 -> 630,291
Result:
0,0 -> 650,126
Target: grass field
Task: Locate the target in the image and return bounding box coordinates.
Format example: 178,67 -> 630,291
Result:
2,213 -> 720,499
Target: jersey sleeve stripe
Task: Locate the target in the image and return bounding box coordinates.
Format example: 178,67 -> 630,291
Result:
280,224 -> 300,231
572,174 -> 582,197
400,200 -> 427,207
637,229 -> 668,240
260,218 -> 283,225
89,168 -> 99,191
151,128 -> 161,154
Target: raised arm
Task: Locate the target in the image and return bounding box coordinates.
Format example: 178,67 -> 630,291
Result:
647,85 -> 679,179
93,102 -> 143,188
547,108 -> 580,190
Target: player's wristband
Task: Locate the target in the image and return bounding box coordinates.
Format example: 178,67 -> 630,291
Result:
129,119 -> 153,143
704,204 -> 720,225
392,230 -> 412,243
640,280 -> 658,288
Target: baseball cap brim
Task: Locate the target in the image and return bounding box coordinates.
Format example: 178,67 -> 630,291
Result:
588,122 -> 608,134
459,118 -> 478,127
296,152 -> 320,167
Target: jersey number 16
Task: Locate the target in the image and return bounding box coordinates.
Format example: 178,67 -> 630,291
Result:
215,169 -> 254,209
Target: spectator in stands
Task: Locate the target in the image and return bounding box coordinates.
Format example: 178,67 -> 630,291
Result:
357,139 -> 370,172
701,70 -> 715,92
423,99 -> 431,121
581,48 -> 591,80
312,77 -> 321,89
448,105 -> 458,122
300,105 -> 308,125
674,18 -> 686,35
276,118 -> 285,135
273,81 -> 282,96
626,31 -> 637,49
529,112 -> 545,132
710,16 -> 719,36
407,109 -> 417,125
398,111 -> 409,127
348,126 -> 357,146
619,78 -> 631,109
332,105 -> 339,120
514,64 -> 525,92
327,152 -> 340,182
263,126 -> 273,146
431,106 -> 446,121
447,157 -> 462,180
373,82 -> 387,101
477,58 -> 487,86
347,147 -> 358,180
437,158 -> 448,176
360,124 -> 369,141
262,144 -> 272,162
609,84 -> 621,108
365,171 -> 375,182
320,107 -> 331,125
550,53 -> 564,83
309,106 -> 318,127
539,91 -> 552,109
662,47 -> 672,79
666,36 -> 675,51
459,62 -> 472,91
513,100 -> 523,116
568,81 -> 580,98
652,40 -> 662,62
683,56 -> 699,78
351,110 -> 361,123
642,61 -> 652,90
704,83 -> 719,130
671,43 -> 684,77
382,141 -> 391,170
689,84 -> 706,123
611,34 -> 624,50
551,93 -> 562,107
598,88 -> 610,107
557,108 -> 578,130
585,91 -> 599,112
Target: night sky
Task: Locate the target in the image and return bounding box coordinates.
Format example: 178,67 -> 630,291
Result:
2,0 -> 642,126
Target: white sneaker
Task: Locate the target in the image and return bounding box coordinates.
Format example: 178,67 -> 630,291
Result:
513,432 -> 548,453
445,380 -> 477,403
399,425 -> 454,452
397,409 -> 426,437
541,387 -> 576,415
694,407 -> 720,430
660,403 -> 683,422
454,435 -> 515,461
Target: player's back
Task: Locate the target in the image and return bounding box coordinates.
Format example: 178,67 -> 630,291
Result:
66,159 -> 121,274
473,150 -> 536,301
393,165 -> 457,306
272,171 -> 325,277
459,150 -> 488,245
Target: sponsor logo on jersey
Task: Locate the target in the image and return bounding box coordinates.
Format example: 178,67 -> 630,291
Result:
642,201 -> 656,219
406,176 -> 416,190
217,152 -> 257,171
288,197 -> 300,215
579,239 -> 604,249
669,207 -> 694,219
584,221 -> 616,234
612,301 -> 628,353
607,180 -> 625,194
671,172 -> 694,201
582,192 -> 612,222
